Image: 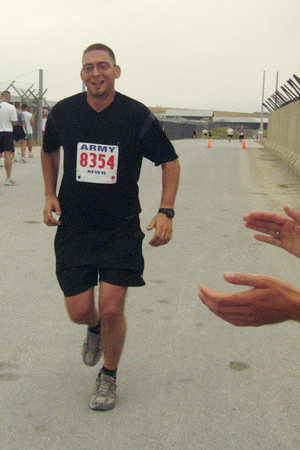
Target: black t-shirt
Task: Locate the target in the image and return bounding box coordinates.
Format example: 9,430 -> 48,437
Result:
43,92 -> 178,229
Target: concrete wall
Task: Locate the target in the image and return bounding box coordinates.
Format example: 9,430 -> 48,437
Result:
158,120 -> 198,140
265,100 -> 300,176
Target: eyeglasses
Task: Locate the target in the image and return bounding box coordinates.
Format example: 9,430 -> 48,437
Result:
82,63 -> 115,74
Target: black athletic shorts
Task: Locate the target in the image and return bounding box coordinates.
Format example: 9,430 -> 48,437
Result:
0,132 -> 14,152
13,125 -> 26,141
54,215 -> 146,297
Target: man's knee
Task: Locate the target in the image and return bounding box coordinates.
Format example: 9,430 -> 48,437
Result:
65,289 -> 94,324
100,303 -> 125,325
99,286 -> 127,325
67,307 -> 90,324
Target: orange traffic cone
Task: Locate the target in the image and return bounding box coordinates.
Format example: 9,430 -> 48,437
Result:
242,141 -> 246,150
207,140 -> 211,149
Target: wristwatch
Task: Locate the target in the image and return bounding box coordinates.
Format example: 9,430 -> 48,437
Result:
158,208 -> 175,219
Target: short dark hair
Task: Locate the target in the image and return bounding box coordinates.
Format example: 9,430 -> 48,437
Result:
1,90 -> 11,99
82,43 -> 116,64
22,103 -> 28,109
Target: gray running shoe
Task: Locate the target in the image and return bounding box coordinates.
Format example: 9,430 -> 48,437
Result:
4,177 -> 17,186
81,327 -> 102,366
89,373 -> 117,411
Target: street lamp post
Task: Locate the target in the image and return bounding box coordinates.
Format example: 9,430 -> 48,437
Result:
259,70 -> 265,141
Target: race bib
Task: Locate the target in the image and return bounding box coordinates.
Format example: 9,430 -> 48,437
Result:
76,142 -> 119,184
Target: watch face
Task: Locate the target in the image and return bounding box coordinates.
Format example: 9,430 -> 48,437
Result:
167,210 -> 175,218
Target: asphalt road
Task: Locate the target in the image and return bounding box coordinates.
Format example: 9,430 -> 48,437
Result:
0,140 -> 300,450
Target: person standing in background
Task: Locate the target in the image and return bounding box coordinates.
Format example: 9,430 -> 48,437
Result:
13,102 -> 27,163
22,104 -> 35,158
0,91 -> 18,185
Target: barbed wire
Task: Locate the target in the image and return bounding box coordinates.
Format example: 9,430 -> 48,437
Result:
263,73 -> 300,112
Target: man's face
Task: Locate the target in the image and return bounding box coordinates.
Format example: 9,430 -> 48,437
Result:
81,50 -> 120,99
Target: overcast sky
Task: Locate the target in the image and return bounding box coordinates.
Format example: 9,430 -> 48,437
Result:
1,0 -> 299,112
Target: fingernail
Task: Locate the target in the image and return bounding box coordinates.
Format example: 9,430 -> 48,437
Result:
224,272 -> 235,280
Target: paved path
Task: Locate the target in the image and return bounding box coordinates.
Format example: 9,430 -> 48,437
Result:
0,141 -> 300,449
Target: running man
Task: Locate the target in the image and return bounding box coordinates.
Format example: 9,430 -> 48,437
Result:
227,127 -> 234,142
41,43 -> 180,411
238,126 -> 245,142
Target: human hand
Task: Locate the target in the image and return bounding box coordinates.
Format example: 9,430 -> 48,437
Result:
43,194 -> 61,226
147,213 -> 173,247
243,204 -> 300,258
199,272 -> 300,326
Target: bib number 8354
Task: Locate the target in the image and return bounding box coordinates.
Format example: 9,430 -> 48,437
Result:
80,152 -> 115,170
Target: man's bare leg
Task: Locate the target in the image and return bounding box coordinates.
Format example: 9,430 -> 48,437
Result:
98,282 -> 127,370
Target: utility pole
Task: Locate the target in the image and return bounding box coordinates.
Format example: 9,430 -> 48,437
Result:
259,70 -> 265,141
37,69 -> 44,143
275,71 -> 279,106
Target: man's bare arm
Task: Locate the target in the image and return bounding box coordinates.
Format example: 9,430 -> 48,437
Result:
147,159 -> 180,247
41,147 -> 62,226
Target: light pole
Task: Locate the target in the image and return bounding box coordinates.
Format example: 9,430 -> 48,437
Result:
259,70 -> 265,141
37,69 -> 44,143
